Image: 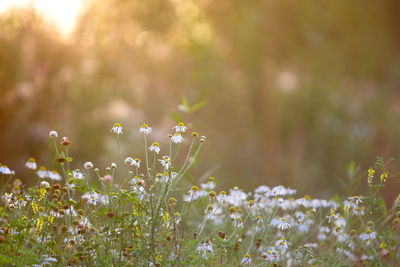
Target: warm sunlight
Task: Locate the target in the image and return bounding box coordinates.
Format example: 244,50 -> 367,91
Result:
0,0 -> 84,36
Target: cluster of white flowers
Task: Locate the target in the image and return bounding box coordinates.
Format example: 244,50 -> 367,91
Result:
36,167 -> 62,181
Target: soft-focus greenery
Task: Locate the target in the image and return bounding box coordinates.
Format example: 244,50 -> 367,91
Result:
1,0 -> 400,201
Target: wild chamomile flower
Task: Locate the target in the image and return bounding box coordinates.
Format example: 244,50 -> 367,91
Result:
359,228 -> 376,241
158,156 -> 171,169
111,123 -> 123,135
217,191 -> 226,202
173,122 -> 187,133
276,238 -> 288,252
49,170 -> 62,181
149,142 -> 160,154
255,216 -> 264,224
241,254 -> 252,265
348,195 -> 363,205
132,158 -> 141,168
171,133 -> 184,143
353,206 -> 365,216
272,217 -> 291,230
262,250 -> 279,262
327,209 -> 339,223
36,166 -> 48,179
0,164 -> 14,175
233,217 -> 244,228
140,123 -> 152,135
25,158 -> 37,170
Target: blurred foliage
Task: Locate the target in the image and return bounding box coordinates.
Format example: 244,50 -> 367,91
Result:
1,0 -> 400,199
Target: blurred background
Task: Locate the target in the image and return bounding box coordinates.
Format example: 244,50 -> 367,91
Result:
1,0 -> 400,200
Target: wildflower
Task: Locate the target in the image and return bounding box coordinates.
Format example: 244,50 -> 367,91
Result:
205,204 -> 214,214
217,191 -> 226,202
140,123 -> 152,135
49,130 -> 58,138
380,171 -> 388,184
49,170 -> 62,181
271,185 -> 296,196
60,136 -> 70,146
171,133 -> 184,143
111,123 -> 123,134
348,195 -> 363,205
359,229 -> 376,241
43,257 -> 58,263
40,181 -> 50,188
233,217 -> 244,228
326,209 -> 339,223
262,250 -> 279,262
367,168 -> 374,185
197,241 -> 214,259
273,217 -> 291,230
111,162 -> 117,168
132,158 -> 141,168
0,164 -> 14,175
25,158 -> 37,170
241,254 -> 252,265
173,122 -> 187,133
84,162 -> 93,169
125,157 -> 134,165
149,142 -> 160,154
226,187 -> 247,206
275,238 -> 288,252
352,206 -> 365,216
37,166 -> 48,179
255,216 -> 264,224
158,156 -> 171,169
72,169 -> 83,179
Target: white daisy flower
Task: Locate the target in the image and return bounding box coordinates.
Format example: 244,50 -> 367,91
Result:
132,158 -> 141,168
84,162 -> 93,169
241,254 -> 252,265
149,142 -> 160,154
359,229 -> 376,241
111,123 -> 123,135
25,158 -> 37,170
173,122 -> 187,133
158,156 -> 171,169
217,191 -> 227,203
171,133 -> 184,143
348,195 -> 363,205
0,164 -> 14,175
226,187 -> 247,206
140,123 -> 152,135
272,217 -> 291,230
276,238 -> 288,252
49,170 -> 62,181
36,166 -> 48,179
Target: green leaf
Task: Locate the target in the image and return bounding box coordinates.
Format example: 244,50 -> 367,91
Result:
347,160 -> 355,179
377,197 -> 387,215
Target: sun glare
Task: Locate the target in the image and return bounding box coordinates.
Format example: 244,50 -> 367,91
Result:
0,0 -> 84,36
